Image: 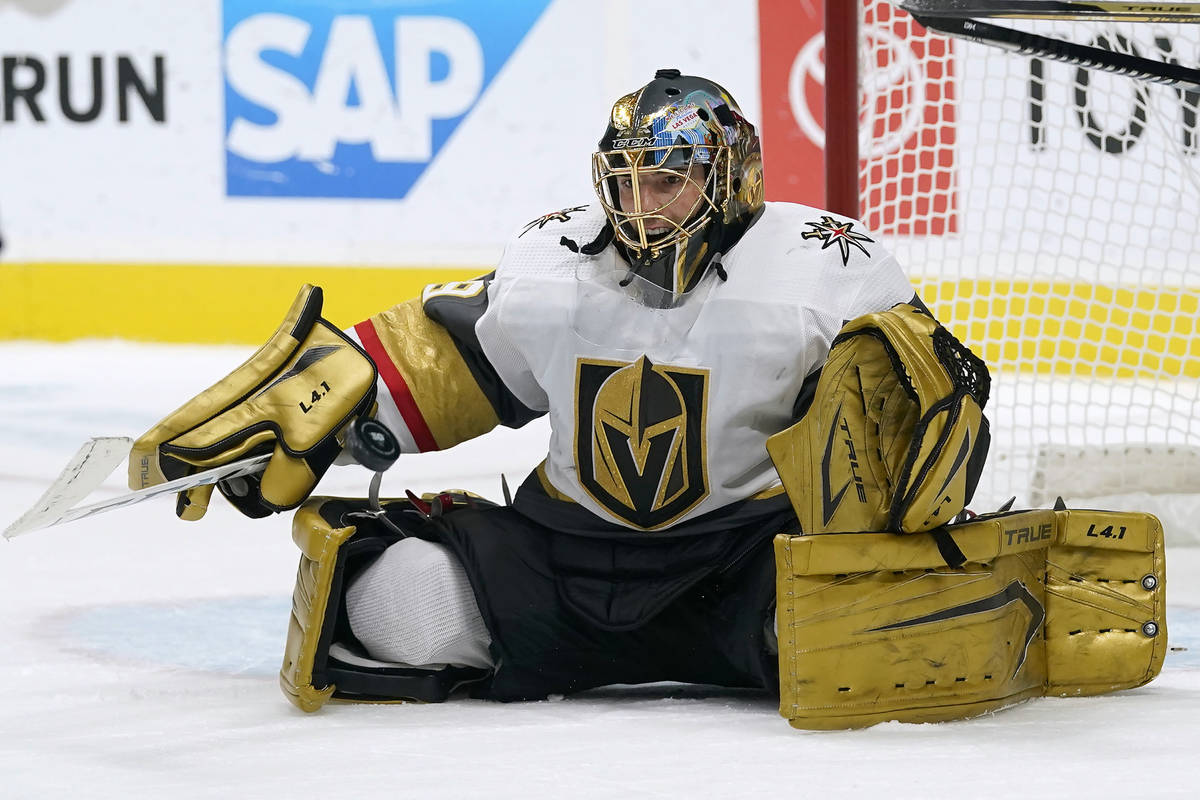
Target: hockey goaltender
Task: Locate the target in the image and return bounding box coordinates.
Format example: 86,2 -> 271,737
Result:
128,70 -> 1166,729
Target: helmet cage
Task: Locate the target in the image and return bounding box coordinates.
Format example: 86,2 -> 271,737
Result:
592,143 -> 730,267
590,71 -> 764,302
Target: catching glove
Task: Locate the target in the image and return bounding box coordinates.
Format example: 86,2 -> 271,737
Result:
129,284 -> 378,520
767,303 -> 991,534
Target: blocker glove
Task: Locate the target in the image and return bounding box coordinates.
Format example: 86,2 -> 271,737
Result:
129,284 -> 378,520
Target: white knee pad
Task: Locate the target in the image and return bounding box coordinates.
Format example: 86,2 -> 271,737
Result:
345,537 -> 494,670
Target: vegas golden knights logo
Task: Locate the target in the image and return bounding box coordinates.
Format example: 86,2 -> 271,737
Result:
575,356 -> 709,529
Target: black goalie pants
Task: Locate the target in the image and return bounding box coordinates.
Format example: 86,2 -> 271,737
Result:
428,501 -> 792,702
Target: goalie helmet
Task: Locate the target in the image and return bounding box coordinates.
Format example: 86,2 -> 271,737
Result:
592,69 -> 764,302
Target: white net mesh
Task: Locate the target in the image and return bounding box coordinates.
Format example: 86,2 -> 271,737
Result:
855,4 -> 1200,519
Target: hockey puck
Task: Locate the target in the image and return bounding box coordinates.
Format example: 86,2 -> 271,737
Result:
345,417 -> 401,472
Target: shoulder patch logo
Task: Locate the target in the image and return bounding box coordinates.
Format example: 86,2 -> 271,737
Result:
801,216 -> 874,266
520,205 -> 588,237
575,356 -> 709,530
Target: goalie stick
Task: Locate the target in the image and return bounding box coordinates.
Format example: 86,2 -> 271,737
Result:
3,418 -> 401,539
899,1 -> 1200,22
906,9 -> 1200,92
3,438 -> 270,539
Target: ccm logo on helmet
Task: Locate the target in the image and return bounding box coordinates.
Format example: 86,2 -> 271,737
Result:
612,137 -> 657,149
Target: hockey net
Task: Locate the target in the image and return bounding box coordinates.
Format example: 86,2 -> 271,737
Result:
844,3 -> 1200,539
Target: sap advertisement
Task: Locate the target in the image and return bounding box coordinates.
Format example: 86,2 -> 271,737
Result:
0,0 -> 761,267
222,1 -> 544,200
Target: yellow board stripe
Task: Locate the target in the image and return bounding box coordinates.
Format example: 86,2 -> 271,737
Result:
0,262 -> 485,344
5,265 -> 1200,381
917,277 -> 1200,380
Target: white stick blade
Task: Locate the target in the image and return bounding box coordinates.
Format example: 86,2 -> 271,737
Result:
4,437 -> 133,539
43,454 -> 272,531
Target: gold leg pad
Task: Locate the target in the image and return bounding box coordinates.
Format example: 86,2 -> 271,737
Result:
775,507 -> 1167,730
1046,509 -> 1167,696
279,498 -> 358,712
775,510 -> 1054,730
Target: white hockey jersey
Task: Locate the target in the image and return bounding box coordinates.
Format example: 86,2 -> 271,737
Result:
353,201 -> 915,533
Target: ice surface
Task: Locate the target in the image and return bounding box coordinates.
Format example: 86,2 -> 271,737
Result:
2,341 -> 1199,799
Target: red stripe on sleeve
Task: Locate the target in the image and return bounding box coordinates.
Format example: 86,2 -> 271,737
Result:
354,319 -> 439,452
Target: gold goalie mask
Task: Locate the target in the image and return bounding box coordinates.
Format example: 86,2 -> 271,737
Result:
592,69 -> 764,306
